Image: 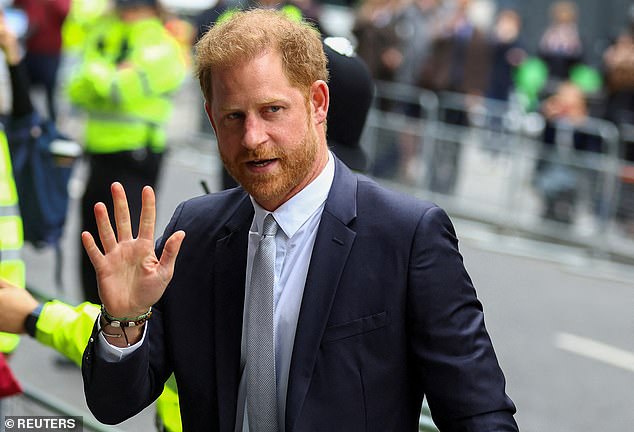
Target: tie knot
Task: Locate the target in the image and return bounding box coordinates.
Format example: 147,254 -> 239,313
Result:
262,214 -> 278,237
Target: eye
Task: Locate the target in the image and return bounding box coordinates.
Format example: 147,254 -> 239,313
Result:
267,106 -> 282,113
226,112 -> 244,121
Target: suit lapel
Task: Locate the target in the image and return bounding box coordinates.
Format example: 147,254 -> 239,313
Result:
286,159 -> 358,431
213,196 -> 253,430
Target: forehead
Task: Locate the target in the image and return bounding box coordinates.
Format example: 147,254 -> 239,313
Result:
213,52 -> 282,89
209,51 -> 303,107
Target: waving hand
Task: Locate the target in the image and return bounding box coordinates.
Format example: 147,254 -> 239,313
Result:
81,182 -> 185,340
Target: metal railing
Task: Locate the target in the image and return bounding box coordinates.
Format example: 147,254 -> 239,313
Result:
363,80 -> 634,263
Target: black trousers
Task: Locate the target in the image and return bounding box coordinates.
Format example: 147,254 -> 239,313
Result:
24,52 -> 61,121
80,150 -> 163,304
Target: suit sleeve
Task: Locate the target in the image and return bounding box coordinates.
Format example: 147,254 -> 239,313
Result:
407,206 -> 518,431
81,202 -> 186,424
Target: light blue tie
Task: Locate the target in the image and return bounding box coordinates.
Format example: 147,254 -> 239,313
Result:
246,214 -> 279,431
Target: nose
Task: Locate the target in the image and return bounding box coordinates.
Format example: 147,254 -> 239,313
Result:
242,114 -> 267,150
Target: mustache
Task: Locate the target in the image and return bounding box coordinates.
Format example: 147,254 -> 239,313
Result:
239,147 -> 281,162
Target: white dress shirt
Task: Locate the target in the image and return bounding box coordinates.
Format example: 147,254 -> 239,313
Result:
237,152 -> 334,431
98,152 -> 335,432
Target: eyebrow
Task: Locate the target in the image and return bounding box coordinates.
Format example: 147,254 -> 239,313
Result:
218,97 -> 289,113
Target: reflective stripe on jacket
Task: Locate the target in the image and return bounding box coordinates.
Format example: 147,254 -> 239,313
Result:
0,130 -> 25,353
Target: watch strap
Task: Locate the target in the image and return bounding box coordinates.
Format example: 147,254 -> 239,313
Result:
25,303 -> 44,338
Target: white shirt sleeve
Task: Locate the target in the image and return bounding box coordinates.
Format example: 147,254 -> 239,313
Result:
95,315 -> 149,362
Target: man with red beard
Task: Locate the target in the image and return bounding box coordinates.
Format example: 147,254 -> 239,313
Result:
80,9 -> 518,432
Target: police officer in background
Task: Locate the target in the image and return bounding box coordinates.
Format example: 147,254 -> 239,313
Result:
0,11 -> 27,422
0,3 -> 29,356
67,0 -> 186,304
322,36 -> 374,173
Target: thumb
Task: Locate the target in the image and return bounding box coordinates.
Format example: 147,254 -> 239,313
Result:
157,230 -> 186,284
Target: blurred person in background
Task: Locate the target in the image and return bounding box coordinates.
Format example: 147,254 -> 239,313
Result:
66,0 -> 186,304
0,350 -> 22,421
392,0 -> 443,89
0,8 -> 27,420
485,7 -> 526,103
353,0 -> 405,85
321,37 -> 374,173
419,0 -> 490,104
601,11 -> 634,235
537,0 -> 584,85
418,0 -> 490,194
13,0 -> 71,122
163,11 -> 195,70
476,7 -> 527,156
60,0 -> 110,56
0,4 -> 31,358
533,81 -> 605,224
193,0 -> 232,43
602,26 -> 634,125
372,0 -> 444,185
287,0 -> 324,33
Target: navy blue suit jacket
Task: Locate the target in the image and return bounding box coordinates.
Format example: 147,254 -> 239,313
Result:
82,157 -> 518,431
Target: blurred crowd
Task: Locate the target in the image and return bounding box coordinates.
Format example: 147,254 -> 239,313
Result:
1,0 -> 634,240
348,0 -> 634,230
351,0 -> 633,120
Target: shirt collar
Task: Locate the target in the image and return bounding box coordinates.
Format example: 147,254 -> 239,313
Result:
251,151 -> 335,238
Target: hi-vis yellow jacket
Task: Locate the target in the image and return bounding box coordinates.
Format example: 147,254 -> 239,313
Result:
0,129 -> 25,354
35,300 -> 182,432
67,14 -> 186,154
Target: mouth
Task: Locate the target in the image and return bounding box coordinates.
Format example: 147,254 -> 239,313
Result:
247,158 -> 277,168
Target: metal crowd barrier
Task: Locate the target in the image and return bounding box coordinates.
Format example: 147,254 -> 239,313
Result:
363,81 -> 634,262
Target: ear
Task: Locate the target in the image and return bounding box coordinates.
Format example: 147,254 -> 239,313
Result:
310,80 -> 329,125
204,101 -> 217,133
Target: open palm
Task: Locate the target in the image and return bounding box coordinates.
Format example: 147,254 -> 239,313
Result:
82,182 -> 185,319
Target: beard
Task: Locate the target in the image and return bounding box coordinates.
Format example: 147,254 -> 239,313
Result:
221,123 -> 320,206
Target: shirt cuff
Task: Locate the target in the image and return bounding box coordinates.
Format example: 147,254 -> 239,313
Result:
95,314 -> 148,362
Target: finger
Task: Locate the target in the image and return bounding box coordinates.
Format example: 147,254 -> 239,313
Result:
94,202 -> 118,253
157,230 -> 185,284
138,186 -> 156,241
112,182 -> 133,242
81,231 -> 105,269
